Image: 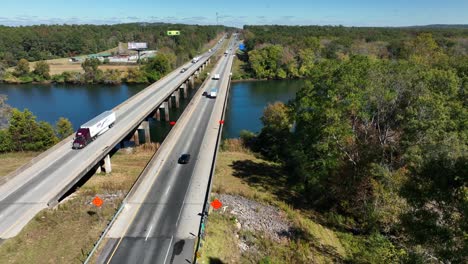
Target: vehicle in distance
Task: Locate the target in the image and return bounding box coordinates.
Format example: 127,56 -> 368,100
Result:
72,110 -> 116,149
202,91 -> 208,96
212,73 -> 220,80
192,56 -> 200,63
224,50 -> 229,56
180,67 -> 187,73
178,154 -> 191,164
208,88 -> 218,98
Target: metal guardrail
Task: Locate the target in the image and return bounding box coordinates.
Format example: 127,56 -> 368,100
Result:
193,43 -> 235,264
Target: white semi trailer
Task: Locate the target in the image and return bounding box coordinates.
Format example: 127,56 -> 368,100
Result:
72,110 -> 116,149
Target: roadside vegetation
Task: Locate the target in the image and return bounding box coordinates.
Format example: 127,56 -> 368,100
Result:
0,151 -> 39,176
0,144 -> 156,263
201,143 -> 398,263
207,25 -> 467,263
0,97 -> 73,153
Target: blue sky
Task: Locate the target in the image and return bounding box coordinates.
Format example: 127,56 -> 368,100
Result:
1,0 -> 467,27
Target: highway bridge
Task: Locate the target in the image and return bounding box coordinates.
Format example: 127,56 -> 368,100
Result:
0,34 -> 233,243
95,35 -> 237,264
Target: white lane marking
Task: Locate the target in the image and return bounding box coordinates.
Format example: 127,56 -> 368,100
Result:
163,236 -> 174,264
145,225 -> 153,242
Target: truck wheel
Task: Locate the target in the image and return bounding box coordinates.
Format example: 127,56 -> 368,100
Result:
109,123 -> 114,128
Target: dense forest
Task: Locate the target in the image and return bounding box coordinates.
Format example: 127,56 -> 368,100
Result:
236,25 -> 468,80
0,23 -> 225,66
240,25 -> 467,263
0,23 -> 227,84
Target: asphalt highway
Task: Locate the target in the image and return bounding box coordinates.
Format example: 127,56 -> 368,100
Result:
99,36 -> 237,264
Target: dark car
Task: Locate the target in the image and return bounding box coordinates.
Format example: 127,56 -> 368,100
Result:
178,154 -> 191,164
202,91 -> 207,96
180,68 -> 187,73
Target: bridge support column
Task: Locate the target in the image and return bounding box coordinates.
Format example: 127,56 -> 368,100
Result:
154,108 -> 161,121
180,84 -> 187,98
174,90 -> 180,108
164,101 -> 170,121
189,77 -> 194,88
104,154 -> 112,173
96,165 -> 102,174
133,130 -> 140,146
141,121 -> 150,143
167,95 -> 172,108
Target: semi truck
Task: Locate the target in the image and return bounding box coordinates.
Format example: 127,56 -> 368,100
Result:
72,110 -> 116,149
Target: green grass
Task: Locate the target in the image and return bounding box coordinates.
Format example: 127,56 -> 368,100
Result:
200,147 -> 347,263
0,151 -> 40,177
0,146 -> 155,263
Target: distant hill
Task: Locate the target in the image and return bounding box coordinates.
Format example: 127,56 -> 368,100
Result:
405,24 -> 468,29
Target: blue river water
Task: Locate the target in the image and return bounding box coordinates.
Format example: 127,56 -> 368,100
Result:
0,79 -> 304,140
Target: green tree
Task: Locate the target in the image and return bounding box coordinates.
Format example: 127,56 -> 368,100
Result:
0,61 -> 6,79
125,68 -> 148,83
55,117 -> 74,140
143,54 -> 172,82
256,102 -> 292,161
33,61 -> 50,80
36,121 -> 58,149
0,95 -> 11,129
14,59 -> 30,77
81,58 -> 102,83
404,33 -> 448,66
248,45 -> 284,79
0,129 -> 13,152
8,109 -> 38,151
7,109 -> 57,151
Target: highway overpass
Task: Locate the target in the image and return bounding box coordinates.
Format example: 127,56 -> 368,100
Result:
95,35 -> 237,264
0,36 -> 227,239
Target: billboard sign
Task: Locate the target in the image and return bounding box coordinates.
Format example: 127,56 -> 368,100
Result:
128,42 -> 148,50
167,30 -> 180,36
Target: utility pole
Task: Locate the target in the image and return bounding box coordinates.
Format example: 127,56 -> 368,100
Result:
216,12 -> 219,25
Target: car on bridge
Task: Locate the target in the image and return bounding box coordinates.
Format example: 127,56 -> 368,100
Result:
180,67 -> 187,73
178,154 -> 191,164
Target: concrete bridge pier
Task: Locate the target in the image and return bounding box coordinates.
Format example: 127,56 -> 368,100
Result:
189,76 -> 194,88
139,121 -> 151,143
132,130 -> 140,146
167,95 -> 173,108
154,108 -> 161,121
163,100 -> 170,121
103,154 -> 112,173
96,154 -> 112,174
174,90 -> 180,108
180,84 -> 187,98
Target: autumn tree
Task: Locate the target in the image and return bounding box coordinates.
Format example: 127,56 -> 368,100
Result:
14,59 -> 30,77
55,117 -> 74,140
81,58 -> 102,83
33,61 -> 50,80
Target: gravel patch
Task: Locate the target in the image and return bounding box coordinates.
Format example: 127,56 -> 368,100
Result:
216,193 -> 292,243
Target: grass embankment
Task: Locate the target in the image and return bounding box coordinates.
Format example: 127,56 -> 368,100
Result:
0,144 -> 156,263
231,52 -> 251,81
199,140 -> 348,263
0,152 -> 40,177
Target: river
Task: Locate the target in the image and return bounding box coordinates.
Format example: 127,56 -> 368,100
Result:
0,79 -> 304,140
